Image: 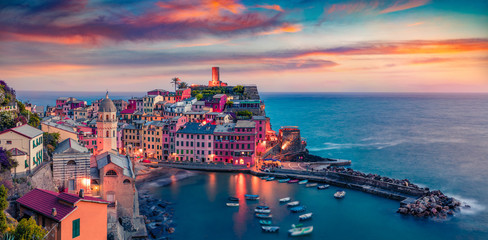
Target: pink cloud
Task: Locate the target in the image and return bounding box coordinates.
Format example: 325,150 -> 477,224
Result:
380,0 -> 430,14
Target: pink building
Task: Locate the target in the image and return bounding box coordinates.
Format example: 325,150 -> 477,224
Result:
205,94 -> 227,113
147,89 -> 170,96
175,123 -> 216,162
213,120 -> 257,166
175,88 -> 191,102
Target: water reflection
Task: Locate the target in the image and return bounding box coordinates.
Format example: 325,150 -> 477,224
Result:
207,173 -> 216,202
233,173 -> 247,237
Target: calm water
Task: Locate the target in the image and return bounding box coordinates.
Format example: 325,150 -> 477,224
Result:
18,91 -> 488,239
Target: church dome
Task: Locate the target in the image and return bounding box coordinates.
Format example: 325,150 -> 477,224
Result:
99,92 -> 117,112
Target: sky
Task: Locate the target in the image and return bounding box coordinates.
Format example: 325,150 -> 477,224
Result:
1,0 -> 487,92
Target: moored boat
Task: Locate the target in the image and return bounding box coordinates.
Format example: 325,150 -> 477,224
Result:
261,226 -> 280,233
266,177 -> 275,181
255,208 -> 271,213
256,205 -> 270,210
245,194 -> 260,200
256,213 -> 273,219
299,213 -> 313,221
259,220 -> 272,225
279,197 -> 291,203
317,184 -> 330,190
288,226 -> 313,236
334,190 -> 346,199
288,179 -> 299,183
287,201 -> 300,207
298,180 -> 309,185
305,183 -> 317,187
226,203 -> 239,207
279,178 -> 290,183
228,196 -> 239,201
291,223 -> 303,228
290,206 -> 306,213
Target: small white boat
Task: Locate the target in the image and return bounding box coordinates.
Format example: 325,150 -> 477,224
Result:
289,226 -> 313,236
279,197 -> 291,203
226,203 -> 239,207
299,213 -> 313,221
298,180 -> 309,185
305,183 -> 317,187
287,201 -> 300,207
255,208 -> 271,213
317,184 -> 330,190
262,226 -> 279,233
334,190 -> 346,199
266,177 -> 275,181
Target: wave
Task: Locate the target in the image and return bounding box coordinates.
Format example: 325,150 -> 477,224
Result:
447,194 -> 486,215
308,140 -> 405,151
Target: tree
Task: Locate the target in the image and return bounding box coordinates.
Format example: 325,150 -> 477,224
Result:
170,77 -> 180,93
0,112 -> 15,131
236,110 -> 252,118
43,133 -> 59,157
178,82 -> 188,89
0,185 -> 8,234
196,93 -> 203,101
11,217 -> 47,240
0,148 -> 17,171
28,113 -> 40,128
233,85 -> 244,94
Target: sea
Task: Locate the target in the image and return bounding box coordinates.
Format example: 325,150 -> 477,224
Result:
17,91 -> 488,239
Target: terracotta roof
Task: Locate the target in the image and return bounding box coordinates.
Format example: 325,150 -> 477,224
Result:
17,188 -> 109,222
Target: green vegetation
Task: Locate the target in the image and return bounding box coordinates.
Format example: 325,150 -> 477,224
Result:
178,82 -> 189,89
11,217 -> 47,240
0,185 -> 8,234
43,132 -> 60,157
0,148 -> 17,172
0,112 -> 16,132
233,85 -> 244,94
195,93 -> 203,101
225,100 -> 234,107
236,110 -> 253,118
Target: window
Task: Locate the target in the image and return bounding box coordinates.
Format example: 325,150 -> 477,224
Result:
72,218 -> 80,238
106,131 -> 109,137
6,140 -> 12,144
123,179 -> 131,184
106,170 -> 117,176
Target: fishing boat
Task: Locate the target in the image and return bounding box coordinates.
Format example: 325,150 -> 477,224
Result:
279,197 -> 291,203
334,190 -> 346,199
298,180 -> 309,185
261,226 -> 280,233
228,196 -> 239,201
259,220 -> 272,225
290,206 -> 306,213
266,177 -> 275,181
288,179 -> 299,183
287,201 -> 300,207
245,194 -> 260,200
288,226 -> 313,236
255,207 -> 271,213
305,183 -> 317,187
226,202 -> 239,207
279,178 -> 290,183
317,184 -> 330,190
299,213 -> 313,221
256,214 -> 273,219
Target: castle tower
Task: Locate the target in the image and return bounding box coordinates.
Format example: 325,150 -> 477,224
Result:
96,92 -> 117,154
208,67 -> 228,87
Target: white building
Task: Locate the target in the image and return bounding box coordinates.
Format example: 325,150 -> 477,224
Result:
96,93 -> 118,154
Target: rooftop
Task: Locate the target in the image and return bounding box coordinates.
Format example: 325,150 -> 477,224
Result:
214,123 -> 236,133
0,124 -> 43,139
236,120 -> 256,128
177,122 -> 216,135
17,188 -> 109,222
96,152 -> 134,178
54,138 -> 89,154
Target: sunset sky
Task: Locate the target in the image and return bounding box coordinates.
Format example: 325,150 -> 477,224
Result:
1,0 -> 487,92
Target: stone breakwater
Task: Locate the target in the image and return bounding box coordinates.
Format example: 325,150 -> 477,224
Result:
397,190 -> 461,218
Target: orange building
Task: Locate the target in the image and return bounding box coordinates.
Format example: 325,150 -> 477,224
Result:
208,67 -> 228,87
17,188 -> 109,240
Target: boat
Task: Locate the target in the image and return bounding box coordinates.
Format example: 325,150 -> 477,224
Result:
291,223 -> 303,228
245,194 -> 260,200
317,184 -> 330,190
299,213 -> 313,221
259,220 -> 272,225
256,214 -> 273,219
255,208 -> 271,213
298,180 -> 309,185
287,201 -> 300,207
266,177 -> 275,181
279,178 -> 290,183
290,206 -> 306,213
226,203 -> 239,207
305,183 -> 317,187
256,205 -> 270,210
288,226 -> 313,236
334,190 -> 346,199
279,197 -> 291,203
228,196 -> 239,201
261,226 -> 280,233
288,179 -> 299,183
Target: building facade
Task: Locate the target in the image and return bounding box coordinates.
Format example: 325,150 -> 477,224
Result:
96,93 -> 118,154
53,138 -> 91,194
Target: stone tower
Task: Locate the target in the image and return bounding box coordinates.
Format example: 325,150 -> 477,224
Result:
97,92 -> 117,154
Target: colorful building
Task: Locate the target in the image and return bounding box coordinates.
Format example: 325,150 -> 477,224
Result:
213,120 -> 257,166
53,138 -> 91,194
17,188 -> 109,240
206,94 -> 227,113
175,88 -> 191,102
175,123 -> 216,162
0,124 -> 44,175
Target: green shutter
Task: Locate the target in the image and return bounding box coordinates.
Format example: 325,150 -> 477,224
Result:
25,160 -> 29,168
72,218 -> 80,238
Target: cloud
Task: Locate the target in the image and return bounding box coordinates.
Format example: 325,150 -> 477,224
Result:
255,4 -> 284,12
0,0 -> 293,45
407,22 -> 424,27
410,57 -> 452,65
380,0 -> 430,14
